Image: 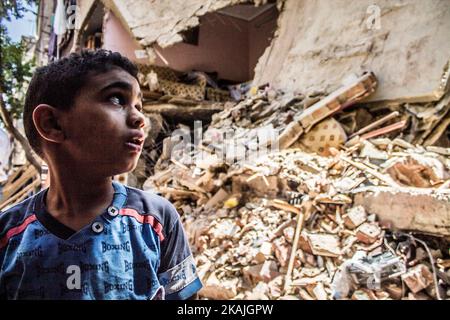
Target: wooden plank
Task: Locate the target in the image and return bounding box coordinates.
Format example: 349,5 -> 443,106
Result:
349,111 -> 400,138
340,156 -> 399,188
2,166 -> 38,199
143,103 -> 223,121
2,165 -> 26,187
269,199 -> 301,215
360,120 -> 407,140
284,202 -> 309,292
0,178 -> 40,211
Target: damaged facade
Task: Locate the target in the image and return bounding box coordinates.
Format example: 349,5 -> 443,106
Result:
4,0 -> 449,300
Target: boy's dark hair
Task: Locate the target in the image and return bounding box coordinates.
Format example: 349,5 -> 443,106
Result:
23,49 -> 139,157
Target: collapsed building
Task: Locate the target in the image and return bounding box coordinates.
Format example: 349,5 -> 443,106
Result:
2,0 -> 449,300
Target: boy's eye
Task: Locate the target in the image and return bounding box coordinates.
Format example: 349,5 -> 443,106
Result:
109,94 -> 125,106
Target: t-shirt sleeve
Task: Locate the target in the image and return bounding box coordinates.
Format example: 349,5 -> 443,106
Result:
157,206 -> 202,300
0,249 -> 6,299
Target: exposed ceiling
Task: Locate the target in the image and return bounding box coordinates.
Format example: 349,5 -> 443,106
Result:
217,3 -> 276,21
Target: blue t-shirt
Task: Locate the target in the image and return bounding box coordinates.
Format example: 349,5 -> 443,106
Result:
0,181 -> 202,300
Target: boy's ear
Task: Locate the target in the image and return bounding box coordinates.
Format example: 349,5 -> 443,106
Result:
32,104 -> 65,144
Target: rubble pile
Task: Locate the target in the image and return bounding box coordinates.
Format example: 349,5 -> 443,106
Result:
147,143 -> 449,300
142,73 -> 450,300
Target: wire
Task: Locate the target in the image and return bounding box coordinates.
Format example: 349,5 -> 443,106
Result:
406,233 -> 443,300
383,237 -> 396,255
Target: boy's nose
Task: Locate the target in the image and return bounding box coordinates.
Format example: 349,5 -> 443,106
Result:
128,108 -> 146,129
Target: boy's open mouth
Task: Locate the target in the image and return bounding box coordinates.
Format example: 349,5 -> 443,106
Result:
125,133 -> 145,152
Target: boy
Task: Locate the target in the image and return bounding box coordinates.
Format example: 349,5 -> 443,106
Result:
0,50 -> 202,300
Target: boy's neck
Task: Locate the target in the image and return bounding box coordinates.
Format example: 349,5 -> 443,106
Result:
44,163 -> 115,232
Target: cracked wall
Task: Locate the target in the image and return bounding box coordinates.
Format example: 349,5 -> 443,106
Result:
253,0 -> 450,103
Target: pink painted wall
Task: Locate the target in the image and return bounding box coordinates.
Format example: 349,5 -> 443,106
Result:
102,10 -> 148,64
154,9 -> 278,82
154,12 -> 249,82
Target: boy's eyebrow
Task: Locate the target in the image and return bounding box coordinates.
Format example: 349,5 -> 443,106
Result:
99,81 -> 142,99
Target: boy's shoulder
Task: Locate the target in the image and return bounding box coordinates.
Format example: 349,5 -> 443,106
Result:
0,191 -> 41,243
122,185 -> 181,231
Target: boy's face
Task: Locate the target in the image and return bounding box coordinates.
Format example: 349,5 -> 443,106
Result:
59,67 -> 145,176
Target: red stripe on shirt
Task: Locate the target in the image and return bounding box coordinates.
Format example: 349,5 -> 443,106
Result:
0,214 -> 37,249
119,208 -> 165,241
